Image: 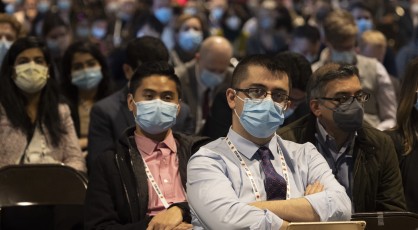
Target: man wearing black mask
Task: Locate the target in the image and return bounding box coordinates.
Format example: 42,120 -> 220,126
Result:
278,63 -> 406,212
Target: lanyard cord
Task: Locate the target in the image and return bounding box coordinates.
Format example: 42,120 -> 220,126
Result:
225,135 -> 291,201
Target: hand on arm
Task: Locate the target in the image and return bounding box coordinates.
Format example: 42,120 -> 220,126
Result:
305,181 -> 324,196
146,206 -> 183,230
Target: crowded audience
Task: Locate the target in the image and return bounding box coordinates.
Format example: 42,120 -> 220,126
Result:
0,0 -> 418,229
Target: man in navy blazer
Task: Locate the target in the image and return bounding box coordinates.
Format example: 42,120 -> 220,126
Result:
87,36 -> 195,170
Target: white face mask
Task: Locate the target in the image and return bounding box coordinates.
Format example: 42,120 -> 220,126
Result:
14,62 -> 49,93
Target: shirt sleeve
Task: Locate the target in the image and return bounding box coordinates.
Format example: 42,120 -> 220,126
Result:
299,143 -> 352,221
374,62 -> 397,130
187,149 -> 283,230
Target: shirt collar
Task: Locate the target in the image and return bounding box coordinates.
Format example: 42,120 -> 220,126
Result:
134,129 -> 177,155
315,118 -> 356,153
227,128 -> 275,160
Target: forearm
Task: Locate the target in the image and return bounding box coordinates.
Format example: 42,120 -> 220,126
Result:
250,197 -> 320,222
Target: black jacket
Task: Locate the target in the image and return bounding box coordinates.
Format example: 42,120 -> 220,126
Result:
84,127 -> 210,230
278,114 -> 406,212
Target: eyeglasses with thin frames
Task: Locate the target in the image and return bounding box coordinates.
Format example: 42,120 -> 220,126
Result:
235,88 -> 290,107
317,92 -> 370,106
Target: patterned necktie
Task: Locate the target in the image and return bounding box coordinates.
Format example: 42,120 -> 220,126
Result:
258,146 -> 287,200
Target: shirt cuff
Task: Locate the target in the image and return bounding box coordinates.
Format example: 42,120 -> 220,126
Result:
250,209 -> 283,230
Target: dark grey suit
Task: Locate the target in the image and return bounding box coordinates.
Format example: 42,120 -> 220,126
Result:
87,86 -> 195,170
176,61 -> 232,134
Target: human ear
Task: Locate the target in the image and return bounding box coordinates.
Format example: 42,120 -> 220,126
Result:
310,99 -> 321,117
127,93 -> 135,112
226,88 -> 236,109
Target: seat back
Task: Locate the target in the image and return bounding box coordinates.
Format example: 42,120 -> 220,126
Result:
0,164 -> 87,207
0,164 -> 88,230
351,212 -> 418,230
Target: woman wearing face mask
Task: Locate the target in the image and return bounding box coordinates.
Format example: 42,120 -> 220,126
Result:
0,36 -> 86,173
218,3 -> 250,59
41,12 -> 72,76
171,14 -> 208,69
386,57 -> 418,213
61,41 -> 114,153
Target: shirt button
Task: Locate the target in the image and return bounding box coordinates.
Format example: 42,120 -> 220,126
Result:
163,179 -> 169,183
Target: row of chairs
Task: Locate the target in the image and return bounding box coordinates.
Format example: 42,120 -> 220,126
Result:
0,164 -> 417,230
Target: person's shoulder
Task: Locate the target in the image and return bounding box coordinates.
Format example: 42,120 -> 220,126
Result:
93,88 -> 126,110
190,138 -> 226,158
279,137 -> 317,156
357,123 -> 395,151
174,133 -> 212,150
176,60 -> 196,80
356,54 -> 379,66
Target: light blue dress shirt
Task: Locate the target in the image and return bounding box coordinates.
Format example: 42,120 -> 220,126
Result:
187,128 -> 351,229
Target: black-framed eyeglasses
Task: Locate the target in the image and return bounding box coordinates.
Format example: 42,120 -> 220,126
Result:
317,92 -> 370,105
234,88 -> 290,104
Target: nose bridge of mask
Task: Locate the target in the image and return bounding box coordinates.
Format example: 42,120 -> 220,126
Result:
15,61 -> 36,74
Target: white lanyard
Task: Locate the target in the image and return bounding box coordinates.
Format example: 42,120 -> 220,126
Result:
225,135 -> 291,201
141,158 -> 170,208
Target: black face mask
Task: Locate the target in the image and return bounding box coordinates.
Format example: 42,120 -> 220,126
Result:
332,100 -> 364,132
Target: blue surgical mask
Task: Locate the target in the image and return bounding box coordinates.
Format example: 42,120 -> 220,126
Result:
37,2 -> 50,14
260,17 -> 274,30
0,37 -> 12,66
305,53 -> 317,63
178,29 -> 203,52
117,12 -> 133,21
154,7 -> 173,25
91,26 -> 107,39
211,7 -> 224,21
57,0 -> 71,11
71,67 -> 103,90
234,95 -> 285,138
5,3 -> 15,14
184,7 -> 198,15
226,16 -> 242,31
356,19 -> 373,35
76,27 -> 90,38
133,99 -> 178,134
331,50 -> 356,64
200,69 -> 224,88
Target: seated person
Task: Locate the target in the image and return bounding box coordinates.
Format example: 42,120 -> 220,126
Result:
279,63 -> 406,212
84,61 -> 210,229
187,55 -> 351,229
0,36 -> 86,173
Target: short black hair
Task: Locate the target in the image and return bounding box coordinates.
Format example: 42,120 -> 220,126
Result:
307,63 -> 360,101
129,61 -> 182,99
231,54 -> 290,90
125,36 -> 169,70
292,25 -> 321,44
275,51 -> 312,91
41,12 -> 70,37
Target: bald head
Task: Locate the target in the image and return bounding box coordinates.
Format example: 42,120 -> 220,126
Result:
198,36 -> 233,76
199,36 -> 233,58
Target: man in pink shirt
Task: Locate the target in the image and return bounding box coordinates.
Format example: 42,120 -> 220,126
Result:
84,61 -> 210,230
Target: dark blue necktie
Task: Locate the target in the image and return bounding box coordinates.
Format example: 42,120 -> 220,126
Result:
258,146 -> 287,200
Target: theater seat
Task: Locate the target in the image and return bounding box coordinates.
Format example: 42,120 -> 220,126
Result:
0,164 -> 88,230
